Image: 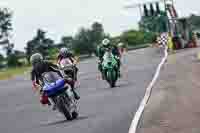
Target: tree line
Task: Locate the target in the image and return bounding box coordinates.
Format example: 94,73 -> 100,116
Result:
25,21 -> 105,62
0,7 -> 156,68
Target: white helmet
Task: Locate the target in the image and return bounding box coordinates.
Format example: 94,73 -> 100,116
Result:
60,47 -> 69,57
102,38 -> 110,46
166,0 -> 172,6
118,42 -> 124,47
30,53 -> 43,65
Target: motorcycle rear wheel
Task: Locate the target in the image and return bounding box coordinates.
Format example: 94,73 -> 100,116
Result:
72,111 -> 79,119
56,97 -> 73,120
107,70 -> 117,88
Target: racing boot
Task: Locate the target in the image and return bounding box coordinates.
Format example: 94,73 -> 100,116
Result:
72,89 -> 80,100
102,70 -> 106,80
52,104 -> 57,111
118,70 -> 121,78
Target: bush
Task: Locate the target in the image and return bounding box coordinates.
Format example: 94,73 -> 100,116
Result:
7,54 -> 21,67
121,30 -> 156,46
47,48 -> 59,60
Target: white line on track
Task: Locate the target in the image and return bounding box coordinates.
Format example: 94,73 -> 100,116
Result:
128,46 -> 168,133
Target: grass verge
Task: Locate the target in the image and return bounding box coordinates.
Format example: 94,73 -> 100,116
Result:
0,44 -> 150,80
0,67 -> 30,80
127,44 -> 150,51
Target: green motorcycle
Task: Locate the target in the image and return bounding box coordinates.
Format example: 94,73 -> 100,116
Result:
102,49 -> 119,88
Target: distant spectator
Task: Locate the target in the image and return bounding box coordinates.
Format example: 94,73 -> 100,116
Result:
117,42 -> 126,56
192,32 -> 198,47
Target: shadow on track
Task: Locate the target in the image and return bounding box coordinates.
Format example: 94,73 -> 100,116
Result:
115,82 -> 133,88
40,116 -> 89,127
96,81 -> 132,91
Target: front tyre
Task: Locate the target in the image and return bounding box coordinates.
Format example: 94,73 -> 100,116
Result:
107,70 -> 117,88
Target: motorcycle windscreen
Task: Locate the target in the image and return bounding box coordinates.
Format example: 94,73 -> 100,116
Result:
60,58 -> 73,68
42,72 -> 66,96
102,52 -> 117,68
103,52 -> 113,61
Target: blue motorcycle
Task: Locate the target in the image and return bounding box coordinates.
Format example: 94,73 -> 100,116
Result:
42,72 -> 78,120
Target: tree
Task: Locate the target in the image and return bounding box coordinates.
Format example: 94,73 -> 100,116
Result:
0,8 -> 13,57
90,22 -> 104,46
0,54 -> 5,68
25,29 -> 54,61
14,50 -> 26,58
0,8 -> 12,43
7,53 -> 19,67
57,22 -> 105,55
73,22 -> 105,55
58,36 -> 73,49
6,50 -> 26,67
0,54 -> 4,61
121,30 -> 144,45
121,30 -> 156,46
3,43 -> 14,56
26,39 -> 35,62
72,28 -> 94,55
47,48 -> 58,60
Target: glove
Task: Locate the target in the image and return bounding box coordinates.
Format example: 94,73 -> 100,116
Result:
115,56 -> 120,60
98,58 -> 103,63
40,94 -> 49,105
32,81 -> 39,92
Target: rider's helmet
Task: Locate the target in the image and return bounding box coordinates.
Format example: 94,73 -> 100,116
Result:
59,47 -> 69,58
102,38 -> 110,46
30,53 -> 43,66
166,0 -> 172,6
118,42 -> 124,48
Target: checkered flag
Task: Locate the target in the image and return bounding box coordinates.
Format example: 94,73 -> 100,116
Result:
157,33 -> 168,47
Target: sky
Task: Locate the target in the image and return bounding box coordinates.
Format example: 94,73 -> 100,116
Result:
0,0 -> 200,51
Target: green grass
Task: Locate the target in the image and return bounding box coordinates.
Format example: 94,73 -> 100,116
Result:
0,67 -> 30,80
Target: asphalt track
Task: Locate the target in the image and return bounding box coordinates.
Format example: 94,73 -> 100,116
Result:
0,47 -> 162,133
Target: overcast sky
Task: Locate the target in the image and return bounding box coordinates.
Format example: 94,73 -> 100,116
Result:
0,0 -> 199,51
